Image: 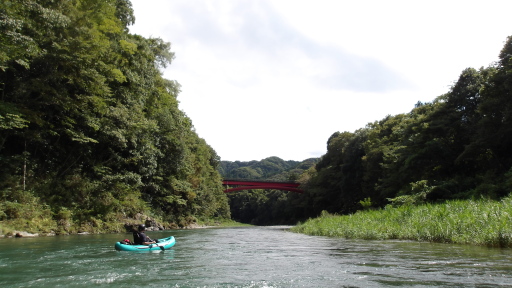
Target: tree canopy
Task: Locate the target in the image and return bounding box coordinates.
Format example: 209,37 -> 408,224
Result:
303,37 -> 512,217
0,0 -> 229,233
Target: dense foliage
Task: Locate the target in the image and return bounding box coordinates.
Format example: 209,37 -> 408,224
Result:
0,0 -> 229,234
305,36 -> 512,216
219,156 -> 318,181
219,157 -> 318,225
223,36 -> 512,226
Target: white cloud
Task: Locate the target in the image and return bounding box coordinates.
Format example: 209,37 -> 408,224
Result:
129,0 -> 512,161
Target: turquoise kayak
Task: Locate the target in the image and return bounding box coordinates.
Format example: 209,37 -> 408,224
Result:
115,236 -> 176,251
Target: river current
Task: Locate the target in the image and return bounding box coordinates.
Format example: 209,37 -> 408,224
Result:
1,226 -> 511,287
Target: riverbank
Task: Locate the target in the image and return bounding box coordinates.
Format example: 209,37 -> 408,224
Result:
0,218 -> 248,238
291,196 -> 512,247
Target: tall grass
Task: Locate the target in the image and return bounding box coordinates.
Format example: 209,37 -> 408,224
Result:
291,197 -> 512,247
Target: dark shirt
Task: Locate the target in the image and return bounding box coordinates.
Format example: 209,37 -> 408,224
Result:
133,231 -> 151,245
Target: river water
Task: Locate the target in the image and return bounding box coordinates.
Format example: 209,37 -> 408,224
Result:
1,226 -> 511,287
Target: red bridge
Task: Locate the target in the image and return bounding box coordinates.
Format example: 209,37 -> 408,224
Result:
222,179 -> 303,193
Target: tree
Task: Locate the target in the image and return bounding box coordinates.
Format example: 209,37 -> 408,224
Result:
0,0 -> 230,232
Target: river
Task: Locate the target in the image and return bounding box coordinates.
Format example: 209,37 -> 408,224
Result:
1,226 -> 511,287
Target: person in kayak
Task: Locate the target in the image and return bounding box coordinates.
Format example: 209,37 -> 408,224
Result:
133,224 -> 157,245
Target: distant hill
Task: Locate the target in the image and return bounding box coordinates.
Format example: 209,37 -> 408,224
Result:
218,156 -> 319,181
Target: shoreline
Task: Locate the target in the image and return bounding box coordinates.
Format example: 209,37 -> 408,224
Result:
1,223 -> 221,239
291,197 -> 512,248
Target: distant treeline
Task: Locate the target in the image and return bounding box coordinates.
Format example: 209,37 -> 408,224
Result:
0,0 -> 229,234
219,157 -> 319,181
221,36 -> 512,225
219,157 -> 319,225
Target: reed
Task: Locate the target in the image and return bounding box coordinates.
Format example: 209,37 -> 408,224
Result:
291,197 -> 512,247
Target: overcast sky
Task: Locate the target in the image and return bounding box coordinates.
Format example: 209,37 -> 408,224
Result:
129,0 -> 512,162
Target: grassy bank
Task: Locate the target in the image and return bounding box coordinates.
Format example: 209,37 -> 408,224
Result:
291,196 -> 512,247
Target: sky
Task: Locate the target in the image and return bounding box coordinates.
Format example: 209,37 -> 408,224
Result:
128,0 -> 512,162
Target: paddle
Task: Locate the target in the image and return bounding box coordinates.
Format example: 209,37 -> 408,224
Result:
149,241 -> 165,251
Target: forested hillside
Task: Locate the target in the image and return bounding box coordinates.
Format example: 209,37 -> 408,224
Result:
221,36 -> 512,225
219,156 -> 318,181
303,36 -> 512,216
219,157 -> 318,225
0,0 -> 229,234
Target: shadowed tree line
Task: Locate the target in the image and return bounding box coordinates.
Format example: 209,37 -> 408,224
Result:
219,157 -> 319,225
0,0 -> 229,234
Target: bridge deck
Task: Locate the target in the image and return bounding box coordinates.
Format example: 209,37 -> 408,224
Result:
222,179 -> 303,193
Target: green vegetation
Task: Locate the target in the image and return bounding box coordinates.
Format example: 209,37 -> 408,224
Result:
0,0 -> 229,235
1,0 -> 512,245
291,196 -> 512,247
293,36 -> 512,219
219,157 -> 318,181
222,35 -> 512,244
220,157 -> 318,225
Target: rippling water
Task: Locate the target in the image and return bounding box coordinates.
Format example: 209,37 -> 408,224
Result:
1,226 -> 511,287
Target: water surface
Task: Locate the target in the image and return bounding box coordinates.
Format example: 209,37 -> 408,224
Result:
1,226 -> 511,287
